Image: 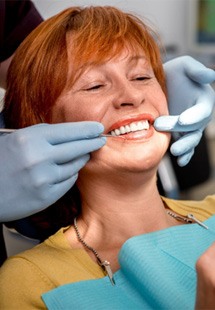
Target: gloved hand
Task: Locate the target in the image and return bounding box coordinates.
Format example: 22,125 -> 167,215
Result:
0,122 -> 106,221
154,56 -> 215,166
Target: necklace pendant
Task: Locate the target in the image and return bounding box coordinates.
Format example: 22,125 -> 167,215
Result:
100,260 -> 115,286
74,218 -> 116,285
187,214 -> 208,229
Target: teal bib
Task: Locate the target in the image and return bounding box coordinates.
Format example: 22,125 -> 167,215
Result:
42,215 -> 215,309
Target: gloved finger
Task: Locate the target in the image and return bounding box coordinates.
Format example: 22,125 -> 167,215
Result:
48,122 -> 105,143
51,136 -> 106,164
56,154 -> 90,183
177,149 -> 195,167
154,115 -> 208,133
178,92 -> 215,125
28,122 -> 105,144
184,57 -> 215,84
154,115 -> 180,131
28,154 -> 90,192
170,130 -> 203,156
36,174 -> 79,211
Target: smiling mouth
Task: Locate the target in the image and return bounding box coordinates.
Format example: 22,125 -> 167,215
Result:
108,120 -> 150,136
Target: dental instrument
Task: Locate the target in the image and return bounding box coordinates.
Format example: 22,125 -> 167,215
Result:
100,134 -> 113,137
0,128 -> 113,137
0,129 -> 15,133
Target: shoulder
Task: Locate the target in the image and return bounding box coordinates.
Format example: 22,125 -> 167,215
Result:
3,0 -> 43,28
162,195 -> 215,221
0,228 -> 66,290
0,228 -> 66,284
0,227 -> 76,308
0,252 -> 53,309
1,227 -> 103,287
1,0 -> 43,61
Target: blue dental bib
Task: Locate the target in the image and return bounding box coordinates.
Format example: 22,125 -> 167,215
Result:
42,215 -> 215,310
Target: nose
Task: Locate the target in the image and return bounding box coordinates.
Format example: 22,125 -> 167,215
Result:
113,80 -> 144,109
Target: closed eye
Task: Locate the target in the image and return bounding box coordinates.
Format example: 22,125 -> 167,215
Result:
85,84 -> 104,91
135,76 -> 151,81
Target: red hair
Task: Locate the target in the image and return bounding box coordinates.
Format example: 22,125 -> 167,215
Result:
4,6 -> 166,128
4,6 -> 166,239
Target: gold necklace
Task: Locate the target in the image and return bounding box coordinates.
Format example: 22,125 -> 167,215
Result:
73,217 -> 115,285
166,210 -> 208,229
74,211 -> 207,286
166,210 -> 193,223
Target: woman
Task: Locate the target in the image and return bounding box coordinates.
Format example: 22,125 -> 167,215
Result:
0,6 -> 215,309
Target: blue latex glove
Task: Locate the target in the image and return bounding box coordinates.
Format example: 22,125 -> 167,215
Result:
0,121 -> 106,221
154,56 -> 215,166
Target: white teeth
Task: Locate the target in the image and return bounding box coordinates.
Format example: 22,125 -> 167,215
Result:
125,125 -> 131,133
110,120 -> 149,136
119,126 -> 126,134
130,123 -> 138,132
114,129 -> 121,136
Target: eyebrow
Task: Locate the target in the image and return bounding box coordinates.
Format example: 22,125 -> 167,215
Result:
74,55 -> 148,84
127,55 -> 147,62
124,55 -> 148,68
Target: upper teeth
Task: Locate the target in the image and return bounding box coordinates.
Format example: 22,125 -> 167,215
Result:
109,120 -> 150,136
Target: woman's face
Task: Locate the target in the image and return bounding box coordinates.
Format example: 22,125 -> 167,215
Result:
51,48 -> 170,173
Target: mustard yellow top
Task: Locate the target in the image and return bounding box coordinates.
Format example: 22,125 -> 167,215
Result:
1,195 -> 215,309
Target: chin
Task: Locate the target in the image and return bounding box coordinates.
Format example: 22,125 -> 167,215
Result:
122,153 -> 164,172
87,133 -> 170,172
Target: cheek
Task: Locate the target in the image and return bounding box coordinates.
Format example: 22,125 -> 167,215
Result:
161,99 -> 169,115
50,98 -> 95,123
51,106 -> 84,123
158,97 -> 169,115
51,95 -> 107,123
150,85 -> 169,115
50,97 -> 80,123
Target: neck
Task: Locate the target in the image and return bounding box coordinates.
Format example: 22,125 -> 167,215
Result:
77,170 -> 170,242
66,170 -> 173,273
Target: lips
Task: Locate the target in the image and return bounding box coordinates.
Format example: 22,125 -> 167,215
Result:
107,114 -> 154,137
